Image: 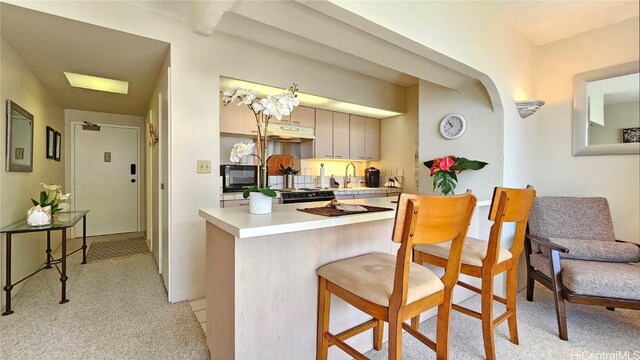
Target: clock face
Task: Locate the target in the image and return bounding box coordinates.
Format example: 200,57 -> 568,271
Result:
439,114 -> 467,139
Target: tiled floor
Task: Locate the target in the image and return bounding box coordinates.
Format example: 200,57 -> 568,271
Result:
189,298 -> 206,335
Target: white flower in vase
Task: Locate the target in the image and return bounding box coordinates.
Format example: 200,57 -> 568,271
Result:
230,141 -> 255,163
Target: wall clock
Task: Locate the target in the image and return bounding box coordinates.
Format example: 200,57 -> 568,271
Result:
439,114 -> 467,140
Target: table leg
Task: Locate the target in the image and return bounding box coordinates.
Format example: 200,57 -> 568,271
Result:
59,229 -> 69,304
82,215 -> 87,264
2,234 -> 13,316
45,230 -> 52,269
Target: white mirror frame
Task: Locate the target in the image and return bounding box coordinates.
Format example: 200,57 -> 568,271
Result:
573,61 -> 640,156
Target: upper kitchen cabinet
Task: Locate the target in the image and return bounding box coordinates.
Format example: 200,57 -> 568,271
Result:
219,93 -> 257,136
301,109 -> 349,159
349,115 -> 366,160
365,116 -> 380,160
332,112 -> 350,159
290,106 -> 315,127
267,114 -> 291,125
349,115 -> 380,161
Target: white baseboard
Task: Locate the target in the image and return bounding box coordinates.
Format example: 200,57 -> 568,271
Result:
171,285 -> 206,304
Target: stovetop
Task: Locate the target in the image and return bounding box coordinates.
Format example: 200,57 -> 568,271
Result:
280,189 -> 335,204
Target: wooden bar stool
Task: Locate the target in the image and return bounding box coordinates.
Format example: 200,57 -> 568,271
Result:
412,186 -> 536,360
316,191 -> 477,360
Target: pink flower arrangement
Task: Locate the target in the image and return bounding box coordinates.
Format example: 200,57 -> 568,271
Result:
424,156 -> 488,195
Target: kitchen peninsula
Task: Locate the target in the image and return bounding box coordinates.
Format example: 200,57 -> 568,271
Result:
199,197 -> 400,359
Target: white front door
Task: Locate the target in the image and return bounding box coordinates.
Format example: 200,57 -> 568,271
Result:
74,124 -> 139,236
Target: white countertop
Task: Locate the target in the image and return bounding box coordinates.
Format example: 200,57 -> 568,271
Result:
220,187 -> 402,200
200,197 -> 398,239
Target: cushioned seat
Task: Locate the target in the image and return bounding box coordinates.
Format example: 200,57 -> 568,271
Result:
529,254 -> 640,301
414,237 -> 513,267
317,252 -> 444,307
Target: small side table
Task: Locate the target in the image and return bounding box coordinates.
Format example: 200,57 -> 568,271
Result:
0,210 -> 89,315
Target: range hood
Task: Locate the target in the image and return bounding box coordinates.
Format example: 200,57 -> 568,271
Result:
267,123 -> 315,142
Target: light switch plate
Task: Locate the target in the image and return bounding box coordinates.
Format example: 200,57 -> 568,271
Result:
197,160 -> 211,173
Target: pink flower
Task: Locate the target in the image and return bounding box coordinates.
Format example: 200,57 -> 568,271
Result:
430,158 -> 441,175
439,156 -> 455,171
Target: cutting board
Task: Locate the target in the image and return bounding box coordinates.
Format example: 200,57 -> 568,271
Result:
266,155 -> 294,176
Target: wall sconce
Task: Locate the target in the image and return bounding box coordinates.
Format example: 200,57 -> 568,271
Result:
516,100 -> 545,118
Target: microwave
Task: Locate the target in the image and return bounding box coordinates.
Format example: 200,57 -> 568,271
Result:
221,164 -> 258,192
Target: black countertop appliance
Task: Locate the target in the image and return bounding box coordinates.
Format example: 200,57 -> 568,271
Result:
365,167 -> 381,188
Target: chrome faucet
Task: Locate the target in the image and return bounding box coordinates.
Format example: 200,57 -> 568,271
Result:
344,162 -> 356,188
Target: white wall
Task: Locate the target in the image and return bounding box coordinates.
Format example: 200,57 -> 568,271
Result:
63,109 -> 145,237
0,38 -> 65,308
536,17 -> 640,243
330,0 -> 539,189
372,84 -> 419,193
418,81 -> 502,202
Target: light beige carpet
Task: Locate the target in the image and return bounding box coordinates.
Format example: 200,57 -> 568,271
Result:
0,237 -> 208,360
365,283 -> 640,359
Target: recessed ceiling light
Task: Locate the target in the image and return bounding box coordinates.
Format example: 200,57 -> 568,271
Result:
63,72 -> 129,94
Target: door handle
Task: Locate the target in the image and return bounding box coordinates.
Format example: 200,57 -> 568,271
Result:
131,164 -> 136,175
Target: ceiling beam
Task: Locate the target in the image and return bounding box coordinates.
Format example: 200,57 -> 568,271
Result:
189,0 -> 236,37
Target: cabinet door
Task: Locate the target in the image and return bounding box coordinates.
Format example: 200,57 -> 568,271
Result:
349,115 -> 366,161
314,109 -> 334,159
365,117 -> 380,160
220,93 -> 257,136
290,106 -> 315,127
332,112 -> 350,159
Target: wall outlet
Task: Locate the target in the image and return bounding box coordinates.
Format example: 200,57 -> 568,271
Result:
197,160 -> 211,174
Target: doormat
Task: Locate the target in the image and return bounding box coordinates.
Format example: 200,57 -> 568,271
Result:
87,238 -> 149,262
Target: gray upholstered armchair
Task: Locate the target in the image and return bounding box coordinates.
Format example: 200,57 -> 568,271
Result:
524,197 -> 640,340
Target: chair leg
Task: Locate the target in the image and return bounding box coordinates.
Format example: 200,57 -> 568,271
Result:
388,315 -> 403,360
317,277 -> 330,360
411,251 -> 422,330
506,268 -> 519,345
373,318 -> 384,351
435,292 -> 453,360
606,307 -> 615,311
526,272 -> 535,302
481,274 -> 496,360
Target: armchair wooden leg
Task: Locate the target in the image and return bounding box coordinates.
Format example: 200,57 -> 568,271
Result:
481,274 -> 496,360
506,267 -> 519,345
373,319 -> 384,351
388,315 -> 403,360
435,293 -> 453,360
317,277 -> 330,360
526,272 -> 535,302
548,250 -> 568,341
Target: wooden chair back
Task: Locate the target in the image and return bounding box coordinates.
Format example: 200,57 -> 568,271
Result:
392,191 -> 477,245
391,191 -> 477,307
485,186 -> 536,266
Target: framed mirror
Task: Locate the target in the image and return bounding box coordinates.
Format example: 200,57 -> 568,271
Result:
573,61 -> 640,156
5,100 -> 34,172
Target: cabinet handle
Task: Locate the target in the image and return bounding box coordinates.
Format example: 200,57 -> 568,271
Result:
325,155 -> 332,157
239,202 -> 249,206
292,121 -> 300,124
358,157 -> 365,159
334,155 -> 342,158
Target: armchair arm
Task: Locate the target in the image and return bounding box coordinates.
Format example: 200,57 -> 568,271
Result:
526,234 -> 569,253
616,239 -> 640,248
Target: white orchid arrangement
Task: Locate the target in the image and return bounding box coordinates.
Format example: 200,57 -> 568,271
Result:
230,141 -> 255,163
31,183 -> 70,214
223,84 -> 299,195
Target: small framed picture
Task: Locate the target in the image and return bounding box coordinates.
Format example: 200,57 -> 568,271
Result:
622,127 -> 639,143
54,131 -> 62,161
46,126 -> 55,159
